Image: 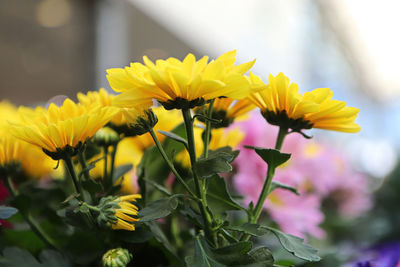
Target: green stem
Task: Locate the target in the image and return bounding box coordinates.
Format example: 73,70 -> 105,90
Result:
148,127 -> 197,199
250,166 -> 275,224
64,156 -> 84,199
78,150 -> 90,181
241,126 -> 288,241
5,177 -> 61,250
109,142 -> 119,183
82,202 -> 101,213
182,108 -> 216,245
203,99 -> 215,158
275,127 -> 288,150
103,146 -> 110,189
171,215 -> 183,249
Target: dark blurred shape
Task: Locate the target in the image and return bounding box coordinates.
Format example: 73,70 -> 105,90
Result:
0,0 -> 95,105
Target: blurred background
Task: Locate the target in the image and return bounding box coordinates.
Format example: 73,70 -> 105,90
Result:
1,0 -> 400,265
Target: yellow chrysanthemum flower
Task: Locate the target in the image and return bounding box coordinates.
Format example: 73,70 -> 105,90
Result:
108,50 -> 256,110
196,98 -> 256,128
0,101 -> 56,178
176,127 -> 245,168
9,98 -> 119,159
78,89 -> 156,137
248,72 -> 361,133
111,194 -> 141,231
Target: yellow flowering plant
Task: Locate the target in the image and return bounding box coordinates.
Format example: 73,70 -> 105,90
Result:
0,51 -> 361,267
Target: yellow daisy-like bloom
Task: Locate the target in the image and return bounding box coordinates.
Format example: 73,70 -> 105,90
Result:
196,98 -> 256,128
108,50 -> 256,110
77,88 -> 124,126
176,127 -> 245,168
111,194 -> 141,231
78,89 -> 156,137
9,98 -> 119,160
248,72 -> 361,133
0,101 -> 56,177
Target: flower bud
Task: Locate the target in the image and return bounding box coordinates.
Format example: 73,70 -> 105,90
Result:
102,248 -> 132,267
93,127 -> 120,146
96,195 -> 141,231
111,108 -> 157,137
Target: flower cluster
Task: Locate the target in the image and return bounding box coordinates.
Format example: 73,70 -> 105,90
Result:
0,50 -> 364,266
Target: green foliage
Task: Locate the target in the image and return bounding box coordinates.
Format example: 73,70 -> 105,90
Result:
0,247 -> 72,267
143,178 -> 171,196
206,175 -> 245,218
78,156 -> 104,180
1,229 -> 46,254
185,236 -> 274,267
195,147 -> 239,178
158,130 -> 188,148
264,227 -> 320,262
245,146 -> 291,169
229,223 -> 320,262
0,206 -> 18,219
112,164 -> 133,183
116,225 -> 154,243
145,221 -> 178,260
269,182 -> 299,196
139,195 -> 181,222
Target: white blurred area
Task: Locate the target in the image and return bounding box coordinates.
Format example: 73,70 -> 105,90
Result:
97,0 -> 400,178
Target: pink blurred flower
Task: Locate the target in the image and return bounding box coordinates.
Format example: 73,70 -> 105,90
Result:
232,112 -> 371,238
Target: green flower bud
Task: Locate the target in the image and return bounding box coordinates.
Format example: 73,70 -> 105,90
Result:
102,248 -> 132,267
93,127 -> 120,146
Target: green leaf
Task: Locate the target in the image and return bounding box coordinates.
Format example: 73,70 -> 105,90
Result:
0,247 -> 40,267
81,179 -> 103,196
228,224 -> 320,262
145,221 -> 177,258
263,226 -> 320,262
195,155 -> 232,178
180,204 -> 203,227
38,250 -> 72,267
0,206 -> 18,219
112,164 -> 133,183
207,146 -> 240,161
61,194 -> 79,205
78,156 -> 104,179
245,247 -> 274,267
1,229 -> 45,254
143,178 -> 171,196
185,236 -> 274,267
139,195 -> 181,222
206,175 -> 245,218
228,223 -> 269,237
158,130 -> 188,148
212,241 -> 253,265
116,225 -> 153,243
195,147 -> 239,178
245,146 -> 290,169
0,247 -> 72,267
269,182 -> 299,196
185,236 -> 225,267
